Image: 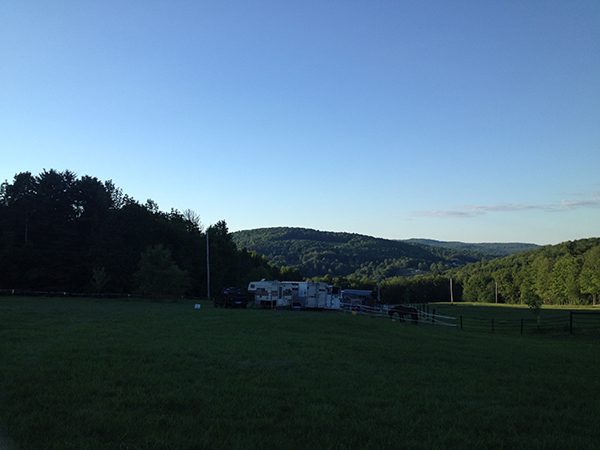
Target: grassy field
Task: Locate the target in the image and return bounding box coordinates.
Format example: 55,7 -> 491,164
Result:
425,302 -> 600,334
1,298 -> 599,449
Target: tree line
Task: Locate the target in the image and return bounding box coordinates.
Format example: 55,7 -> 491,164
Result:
308,272 -> 456,305
405,239 -> 539,258
4,170 -> 597,306
447,239 -> 600,306
308,238 -> 600,306
0,170 -> 301,298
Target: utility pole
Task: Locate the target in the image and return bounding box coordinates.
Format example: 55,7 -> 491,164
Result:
206,230 -> 210,301
450,278 -> 454,305
495,282 -> 498,304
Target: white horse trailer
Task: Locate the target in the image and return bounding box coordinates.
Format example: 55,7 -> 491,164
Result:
327,285 -> 342,309
247,280 -> 341,310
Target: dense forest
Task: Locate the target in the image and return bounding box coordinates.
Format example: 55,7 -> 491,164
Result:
404,239 -> 539,258
0,170 -> 299,298
447,238 -> 600,306
304,239 -> 600,306
231,227 -> 527,279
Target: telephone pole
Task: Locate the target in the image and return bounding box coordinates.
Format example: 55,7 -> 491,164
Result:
206,230 -> 210,300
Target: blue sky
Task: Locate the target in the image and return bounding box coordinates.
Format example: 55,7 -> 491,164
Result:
1,1 -> 598,245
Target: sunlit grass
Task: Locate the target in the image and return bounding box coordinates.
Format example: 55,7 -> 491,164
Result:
1,298 -> 599,449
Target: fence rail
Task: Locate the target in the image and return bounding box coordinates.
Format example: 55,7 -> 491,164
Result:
458,311 -> 600,335
341,303 -> 600,335
355,302 -> 600,336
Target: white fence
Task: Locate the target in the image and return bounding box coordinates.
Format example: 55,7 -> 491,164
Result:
339,302 -> 457,327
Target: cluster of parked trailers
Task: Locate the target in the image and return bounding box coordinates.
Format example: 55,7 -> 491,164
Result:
247,279 -> 380,311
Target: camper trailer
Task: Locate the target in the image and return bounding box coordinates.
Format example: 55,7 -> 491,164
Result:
247,280 -> 342,310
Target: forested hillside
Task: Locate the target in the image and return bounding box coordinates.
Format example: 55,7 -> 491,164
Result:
405,239 -> 539,258
0,170 -> 291,297
307,238 -> 600,306
448,238 -> 600,305
232,228 -> 600,306
231,227 -> 492,279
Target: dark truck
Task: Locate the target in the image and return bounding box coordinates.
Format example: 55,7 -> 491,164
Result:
215,287 -> 249,308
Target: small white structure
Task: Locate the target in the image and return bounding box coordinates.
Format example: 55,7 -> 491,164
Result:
247,280 -> 342,310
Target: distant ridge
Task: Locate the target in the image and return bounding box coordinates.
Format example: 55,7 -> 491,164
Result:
403,239 -> 539,258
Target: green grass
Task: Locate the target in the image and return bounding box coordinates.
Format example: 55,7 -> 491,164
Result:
429,302 -> 600,334
1,298 -> 599,449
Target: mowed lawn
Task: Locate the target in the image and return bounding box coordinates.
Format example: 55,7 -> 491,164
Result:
0,298 -> 599,449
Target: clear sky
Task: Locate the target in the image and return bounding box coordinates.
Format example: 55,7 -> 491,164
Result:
1,1 -> 598,245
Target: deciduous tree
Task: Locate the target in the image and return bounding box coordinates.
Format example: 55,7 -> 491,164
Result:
580,246 -> 600,305
133,244 -> 190,300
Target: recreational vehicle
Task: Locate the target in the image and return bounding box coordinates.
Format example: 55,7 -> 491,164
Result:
247,280 -> 342,310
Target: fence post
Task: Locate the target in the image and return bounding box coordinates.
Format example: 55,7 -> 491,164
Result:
432,308 -> 435,324
520,318 -> 523,335
460,315 -> 463,330
570,311 -> 573,335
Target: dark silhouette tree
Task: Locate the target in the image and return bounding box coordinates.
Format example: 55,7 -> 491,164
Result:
0,170 -> 284,296
133,244 -> 190,300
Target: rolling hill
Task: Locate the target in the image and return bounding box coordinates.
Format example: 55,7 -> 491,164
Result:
231,227 -> 537,279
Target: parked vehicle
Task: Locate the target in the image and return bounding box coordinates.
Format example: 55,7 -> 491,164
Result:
247,280 -> 342,310
247,280 -> 384,312
215,287 -> 249,308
